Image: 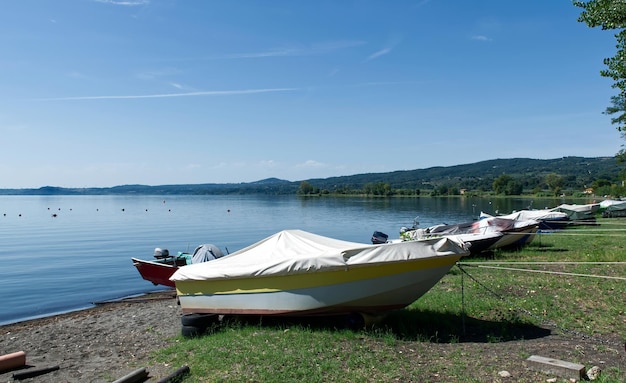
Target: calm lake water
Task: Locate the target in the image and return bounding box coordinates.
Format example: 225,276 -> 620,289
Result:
0,194 -> 570,325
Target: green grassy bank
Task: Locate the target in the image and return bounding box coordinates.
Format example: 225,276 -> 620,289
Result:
152,218 -> 625,382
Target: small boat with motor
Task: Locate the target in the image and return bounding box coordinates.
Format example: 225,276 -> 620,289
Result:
132,244 -> 225,288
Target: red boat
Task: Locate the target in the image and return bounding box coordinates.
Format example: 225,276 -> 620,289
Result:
132,245 -> 224,288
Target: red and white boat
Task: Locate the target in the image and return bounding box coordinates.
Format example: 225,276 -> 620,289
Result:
132,245 -> 224,288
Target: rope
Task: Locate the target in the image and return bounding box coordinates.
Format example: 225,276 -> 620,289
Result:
461,261 -> 626,265
456,264 -> 622,347
454,262 -> 626,281
458,261 -> 626,265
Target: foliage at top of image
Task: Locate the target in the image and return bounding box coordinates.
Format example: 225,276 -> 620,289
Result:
575,0 -> 626,160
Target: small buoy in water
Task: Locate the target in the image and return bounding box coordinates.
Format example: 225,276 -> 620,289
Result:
227,209 -> 231,213
122,208 -> 125,212
52,214 -> 57,218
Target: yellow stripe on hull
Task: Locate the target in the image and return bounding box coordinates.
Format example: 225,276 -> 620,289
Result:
177,261 -> 459,316
175,255 -> 461,296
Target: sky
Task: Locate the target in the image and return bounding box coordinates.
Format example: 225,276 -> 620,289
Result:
0,0 -> 622,188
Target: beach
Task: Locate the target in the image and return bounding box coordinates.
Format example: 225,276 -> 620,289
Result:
0,291 -> 183,383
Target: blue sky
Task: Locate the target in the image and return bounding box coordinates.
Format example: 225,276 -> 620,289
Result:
0,0 -> 621,188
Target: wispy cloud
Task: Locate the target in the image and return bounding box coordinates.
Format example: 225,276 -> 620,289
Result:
35,88 -> 298,101
364,35 -> 402,63
296,160 -> 327,169
471,35 -> 492,42
193,40 -> 366,61
350,80 -> 427,87
365,47 -> 392,62
93,0 -> 149,5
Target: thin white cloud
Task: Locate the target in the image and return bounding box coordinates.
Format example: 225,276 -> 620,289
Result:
297,160 -> 325,168
94,0 -> 149,5
34,88 -> 298,101
365,47 -> 392,62
187,41 -> 367,61
471,35 -> 492,42
351,80 -> 427,88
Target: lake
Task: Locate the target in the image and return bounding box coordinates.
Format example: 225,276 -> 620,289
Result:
0,194 -> 569,325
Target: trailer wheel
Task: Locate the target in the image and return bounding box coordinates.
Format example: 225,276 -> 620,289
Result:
181,325 -> 204,338
181,313 -> 218,327
344,313 -> 365,330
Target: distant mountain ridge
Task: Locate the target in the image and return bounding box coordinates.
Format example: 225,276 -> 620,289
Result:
0,156 -> 622,195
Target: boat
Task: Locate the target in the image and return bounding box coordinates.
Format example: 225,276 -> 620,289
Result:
400,215 -> 538,253
481,209 -> 569,231
480,216 -> 539,249
602,201 -> 626,217
170,229 -> 470,317
398,226 -> 504,256
132,244 -> 225,288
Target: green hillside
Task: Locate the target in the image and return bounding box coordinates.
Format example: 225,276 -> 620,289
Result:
0,156 -> 623,197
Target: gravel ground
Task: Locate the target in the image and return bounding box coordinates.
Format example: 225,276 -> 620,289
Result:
1,290 -> 624,382
0,291 -> 183,383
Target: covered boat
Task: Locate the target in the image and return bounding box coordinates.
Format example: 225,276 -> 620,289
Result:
602,201 -> 626,217
399,226 -> 504,256
482,209 -> 569,230
404,215 -> 538,253
171,229 -> 469,317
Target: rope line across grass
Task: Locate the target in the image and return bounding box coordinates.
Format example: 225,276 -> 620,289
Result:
457,262 -> 626,281
455,264 -> 623,348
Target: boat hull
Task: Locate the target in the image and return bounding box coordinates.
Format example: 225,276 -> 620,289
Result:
445,232 -> 503,256
176,255 -> 462,316
132,258 -> 182,288
489,225 -> 538,250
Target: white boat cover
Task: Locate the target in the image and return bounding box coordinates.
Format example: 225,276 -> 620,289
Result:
171,229 -> 468,282
552,203 -> 599,213
600,199 -> 626,209
482,210 -> 567,222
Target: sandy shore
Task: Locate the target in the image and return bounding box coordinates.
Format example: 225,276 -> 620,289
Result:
0,291 -> 183,382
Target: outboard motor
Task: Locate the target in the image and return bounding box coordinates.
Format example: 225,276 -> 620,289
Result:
153,247 -> 170,259
371,231 -> 389,244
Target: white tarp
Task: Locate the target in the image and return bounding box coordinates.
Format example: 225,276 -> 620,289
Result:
171,229 -> 468,282
483,209 -> 568,222
552,203 -> 600,213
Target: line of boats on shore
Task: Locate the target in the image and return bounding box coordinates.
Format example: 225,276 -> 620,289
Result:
131,200 -> 623,332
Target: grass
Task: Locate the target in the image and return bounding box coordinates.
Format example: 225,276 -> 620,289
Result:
152,218 -> 625,382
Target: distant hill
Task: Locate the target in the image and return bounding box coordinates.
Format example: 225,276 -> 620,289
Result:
305,156 -> 623,193
0,156 -> 622,196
